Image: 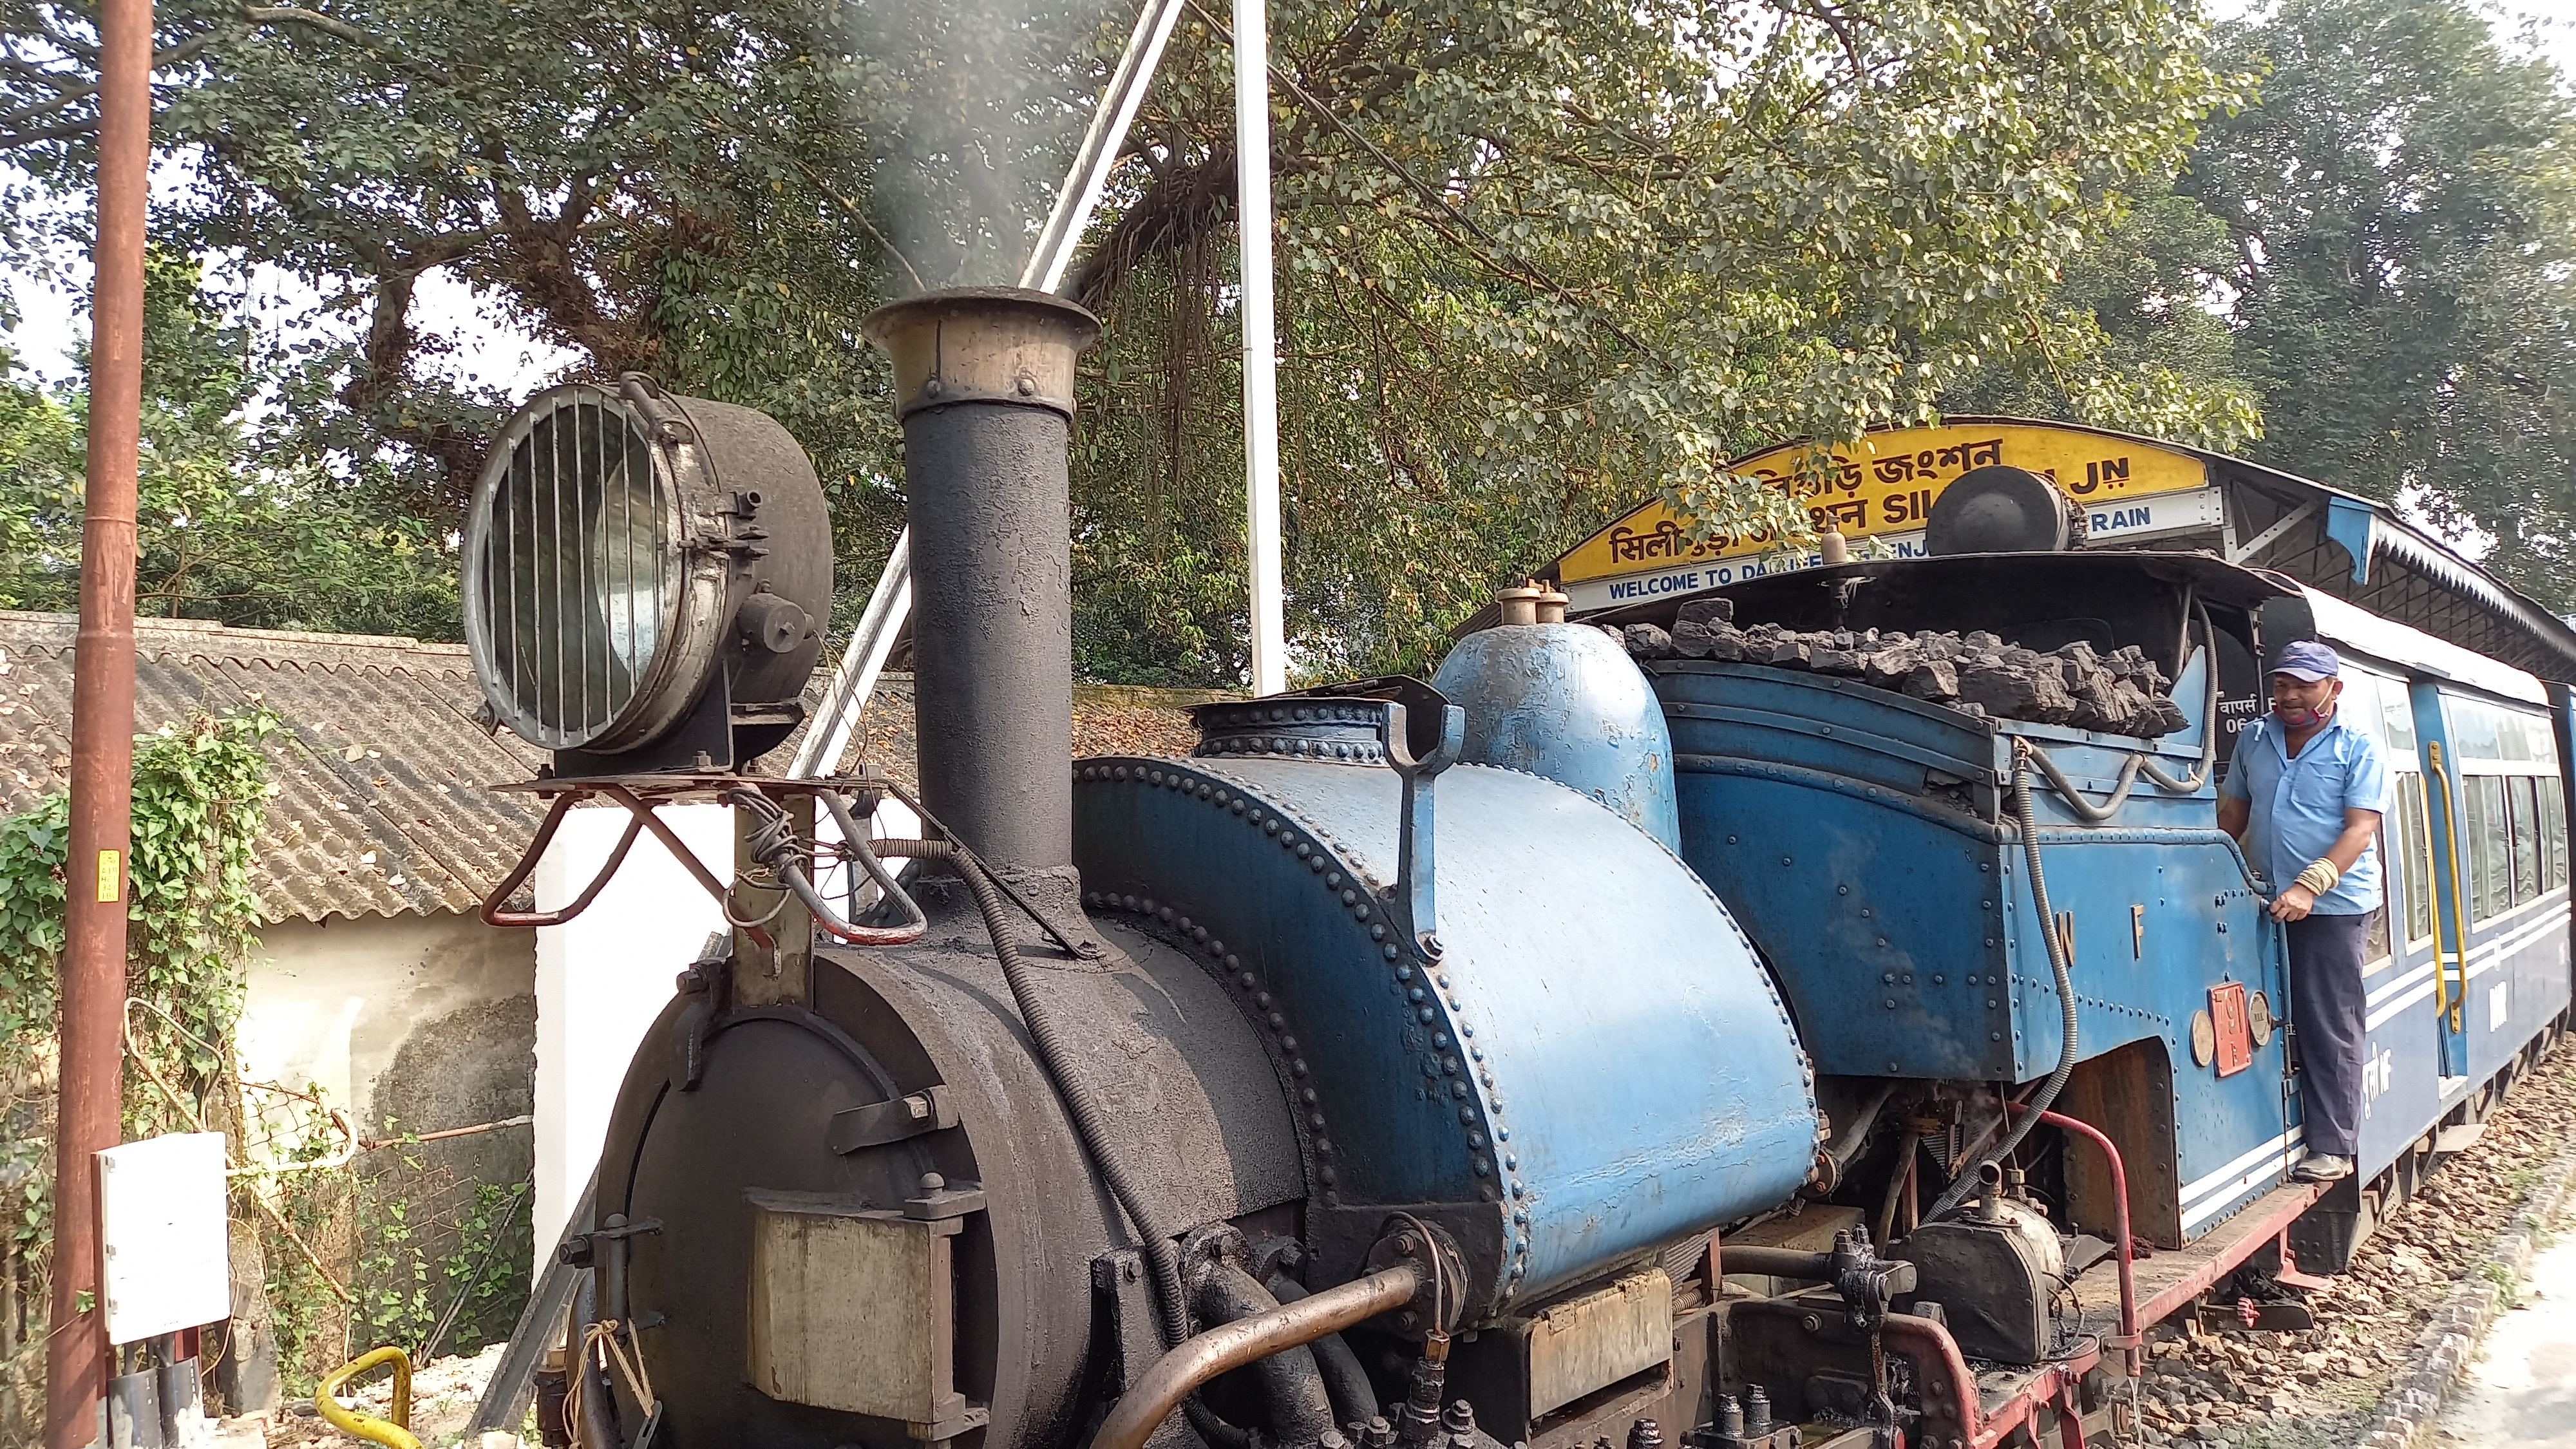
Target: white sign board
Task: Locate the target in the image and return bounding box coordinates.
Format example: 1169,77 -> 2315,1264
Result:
1564,485 -> 2229,614
99,1132 -> 231,1344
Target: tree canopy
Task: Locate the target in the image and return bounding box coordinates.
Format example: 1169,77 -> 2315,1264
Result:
0,251 -> 455,632
3,0 -> 2566,676
2174,0 -> 2576,609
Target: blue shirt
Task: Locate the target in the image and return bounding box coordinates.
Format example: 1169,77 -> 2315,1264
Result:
2220,711 -> 2390,915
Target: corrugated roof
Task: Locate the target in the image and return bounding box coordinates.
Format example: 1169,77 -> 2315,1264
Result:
0,611 -> 549,925
0,612 -> 1218,923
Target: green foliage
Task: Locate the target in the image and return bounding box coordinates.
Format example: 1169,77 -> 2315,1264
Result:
2177,0 -> 2576,605
1072,0 -> 2251,677
0,793 -> 68,1048
2,0 -> 2248,682
0,707 -> 278,1441
349,1169 -> 530,1364
0,710 -> 275,1084
122,710 -> 279,1125
0,252 -> 464,636
1940,176 -> 2262,436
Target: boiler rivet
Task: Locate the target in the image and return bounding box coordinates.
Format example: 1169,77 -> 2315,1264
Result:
1015,374 -> 1036,395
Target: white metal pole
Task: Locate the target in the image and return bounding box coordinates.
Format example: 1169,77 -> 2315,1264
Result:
1235,0 -> 1288,696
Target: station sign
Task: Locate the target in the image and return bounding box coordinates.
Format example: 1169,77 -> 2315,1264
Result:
1553,422 -> 2214,612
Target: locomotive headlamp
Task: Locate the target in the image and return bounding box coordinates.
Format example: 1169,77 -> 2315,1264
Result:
461,375 -> 831,773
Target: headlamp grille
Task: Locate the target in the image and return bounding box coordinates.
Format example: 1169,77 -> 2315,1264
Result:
469,388 -> 675,751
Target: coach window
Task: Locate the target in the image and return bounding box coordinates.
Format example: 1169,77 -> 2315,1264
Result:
2544,788 -> 2570,893
2466,774 -> 2510,922
2510,775 -> 2544,904
2396,775 -> 2437,944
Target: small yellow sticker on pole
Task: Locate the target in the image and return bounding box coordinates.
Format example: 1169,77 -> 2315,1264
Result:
97,849 -> 121,903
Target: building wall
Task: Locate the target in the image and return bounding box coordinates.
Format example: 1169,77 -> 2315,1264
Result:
237,909 -> 539,1354
240,909 -> 537,1155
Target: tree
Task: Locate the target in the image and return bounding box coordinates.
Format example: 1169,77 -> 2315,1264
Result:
2181,0 -> 2576,605
0,251 -> 459,634
1070,0 -> 2252,677
3,0 -> 2247,679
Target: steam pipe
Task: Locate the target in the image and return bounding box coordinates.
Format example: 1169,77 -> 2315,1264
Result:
2014,1104 -> 2139,1373
1196,1265 -> 1335,1444
1089,1265 -> 1423,1449
1717,1245 -> 1841,1282
1264,1273 -> 1381,1424
1826,1081 -> 1898,1170
50,0 -> 151,1434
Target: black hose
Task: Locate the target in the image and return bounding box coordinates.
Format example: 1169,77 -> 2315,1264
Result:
873,838 -> 1193,1351
1927,748 -> 2079,1222
2025,603 -> 2223,822
572,1274 -> 620,1449
1827,1081 -> 1898,1171
1265,1272 -> 1381,1424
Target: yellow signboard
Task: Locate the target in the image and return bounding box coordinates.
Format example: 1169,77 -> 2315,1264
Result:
1557,422 -> 2209,583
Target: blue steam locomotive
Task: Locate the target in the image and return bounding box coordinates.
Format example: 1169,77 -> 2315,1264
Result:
430,292 -> 2571,1449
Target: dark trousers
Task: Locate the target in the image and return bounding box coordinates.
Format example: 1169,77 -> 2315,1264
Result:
2287,911 -> 2374,1158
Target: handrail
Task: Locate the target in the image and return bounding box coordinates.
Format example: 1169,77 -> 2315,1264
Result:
317,1346 -> 419,1449
2011,1104 -> 2139,1375
2428,743 -> 2472,1032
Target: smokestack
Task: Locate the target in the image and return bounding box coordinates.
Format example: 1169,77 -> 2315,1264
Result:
863,287 -> 1101,876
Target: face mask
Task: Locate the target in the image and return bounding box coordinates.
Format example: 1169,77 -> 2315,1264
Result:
2273,696 -> 2332,729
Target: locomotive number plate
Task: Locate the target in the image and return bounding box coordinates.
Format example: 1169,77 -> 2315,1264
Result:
2210,982 -> 2254,1077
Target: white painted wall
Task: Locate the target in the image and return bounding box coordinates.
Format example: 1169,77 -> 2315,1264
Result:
532,800 -> 732,1273
239,909 -> 535,1147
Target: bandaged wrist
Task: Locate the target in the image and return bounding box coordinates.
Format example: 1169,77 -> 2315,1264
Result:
2294,858 -> 2342,896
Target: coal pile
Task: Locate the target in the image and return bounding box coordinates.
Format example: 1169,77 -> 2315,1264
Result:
1613,597 -> 2187,737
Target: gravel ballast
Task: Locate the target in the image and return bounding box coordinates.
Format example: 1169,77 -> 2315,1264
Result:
2124,1036 -> 2576,1449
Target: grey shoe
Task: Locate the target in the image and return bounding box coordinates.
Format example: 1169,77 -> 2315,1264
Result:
2292,1152 -> 2354,1182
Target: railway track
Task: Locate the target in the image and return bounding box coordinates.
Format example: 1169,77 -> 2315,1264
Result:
2125,1036 -> 2576,1448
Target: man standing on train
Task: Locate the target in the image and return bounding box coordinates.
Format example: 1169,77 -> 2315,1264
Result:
2217,639 -> 2390,1184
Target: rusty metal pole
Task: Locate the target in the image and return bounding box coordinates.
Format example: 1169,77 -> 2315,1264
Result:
47,0 -> 152,1437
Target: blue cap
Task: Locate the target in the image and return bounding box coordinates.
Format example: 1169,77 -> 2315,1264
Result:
2271,639 -> 2341,682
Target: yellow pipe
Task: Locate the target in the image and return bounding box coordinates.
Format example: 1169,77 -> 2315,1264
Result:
2429,743 -> 2471,1033
317,1345 -> 420,1449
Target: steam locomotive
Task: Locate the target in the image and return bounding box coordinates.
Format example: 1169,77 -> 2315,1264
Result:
442,287 -> 2575,1449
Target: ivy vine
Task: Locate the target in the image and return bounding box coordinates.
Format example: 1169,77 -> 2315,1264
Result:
0,707 -> 278,1436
